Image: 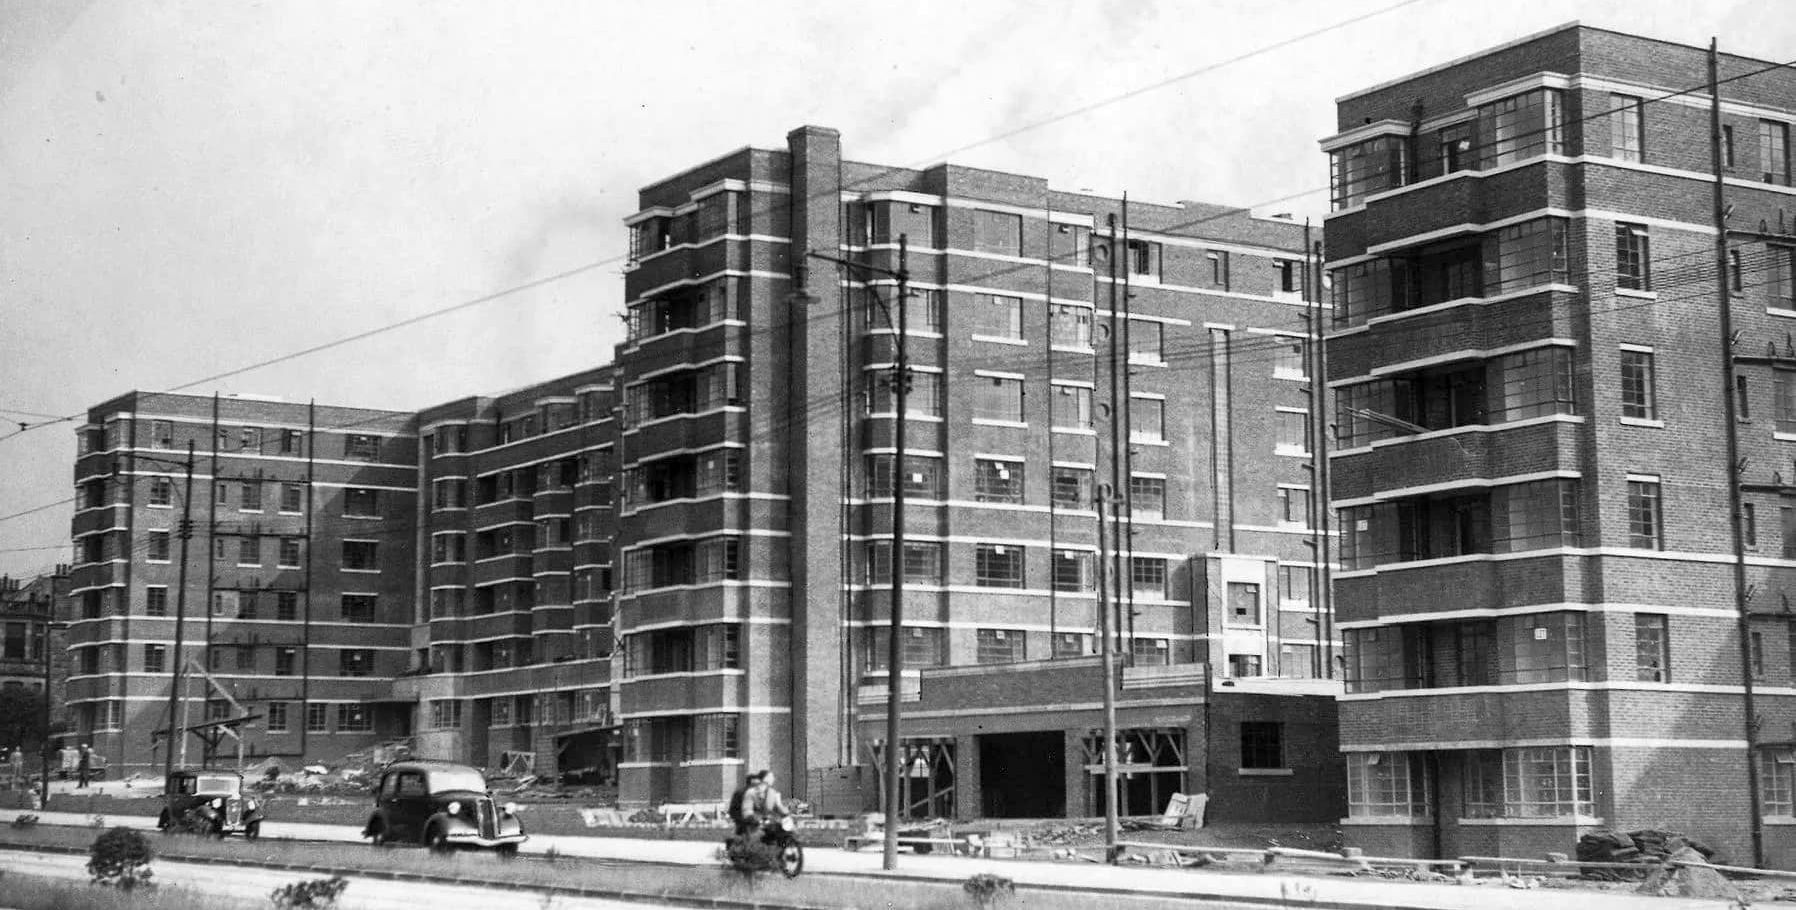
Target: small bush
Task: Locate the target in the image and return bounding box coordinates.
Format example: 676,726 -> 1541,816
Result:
87,827 -> 154,890
271,875 -> 348,909
963,873 -> 1015,909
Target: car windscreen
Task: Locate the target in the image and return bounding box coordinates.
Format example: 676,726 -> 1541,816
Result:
195,775 -> 239,794
426,768 -> 488,794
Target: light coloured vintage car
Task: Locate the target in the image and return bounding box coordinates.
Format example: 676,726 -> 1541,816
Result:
362,759 -> 525,855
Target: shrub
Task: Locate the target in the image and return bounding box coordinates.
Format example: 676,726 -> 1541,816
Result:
963,873 -> 1015,909
11,814 -> 39,829
271,875 -> 349,909
87,827 -> 154,890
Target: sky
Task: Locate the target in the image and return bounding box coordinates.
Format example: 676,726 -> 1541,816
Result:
0,0 -> 1790,577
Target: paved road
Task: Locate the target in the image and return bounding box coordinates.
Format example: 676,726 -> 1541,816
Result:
0,807 -> 1738,910
1,848 -> 671,910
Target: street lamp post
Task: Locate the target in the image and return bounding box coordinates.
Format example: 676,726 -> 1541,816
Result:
153,443 -> 199,809
807,236 -> 909,872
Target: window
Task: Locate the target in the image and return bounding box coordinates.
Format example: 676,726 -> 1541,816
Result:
691,713 -> 740,761
1491,218 -> 1569,293
1627,478 -> 1662,549
148,477 -> 172,507
1274,259 -> 1297,293
1636,614 -> 1669,682
1228,582 -> 1260,625
1740,375 -> 1753,420
1053,632 -> 1092,659
213,482 -> 228,508
869,369 -> 943,417
1477,88 -> 1564,168
1130,557 -> 1167,600
1620,349 -> 1657,419
429,699 -> 462,730
1503,746 -> 1594,818
1273,338 -> 1306,379
973,210 -> 1022,256
971,294 -> 1023,341
1490,478 -> 1580,552
1724,124 -> 1737,168
860,286 -> 941,334
239,427 -> 261,451
1207,250 -> 1231,289
337,704 -> 373,733
973,376 -> 1024,423
1050,304 -> 1093,348
240,482 -> 262,511
1130,475 -> 1166,520
1772,244 -> 1796,310
1505,612 -> 1586,684
305,703 -> 327,733
1754,627 -> 1767,679
1763,751 -> 1795,817
1762,120 -> 1791,185
1330,136 -> 1406,209
338,649 -> 373,677
1129,397 -> 1164,443
1133,638 -> 1171,666
237,537 -> 260,566
1052,466 -> 1093,510
1275,409 -> 1308,454
147,530 -> 170,562
1616,223 -> 1651,291
1609,94 -> 1643,162
865,626 -> 946,671
145,586 -> 167,616
865,541 -> 946,585
1277,487 -> 1309,525
280,483 -> 304,513
1051,384 -> 1093,430
144,644 -> 166,674
344,434 -> 380,460
341,594 -> 376,623
342,540 -> 378,571
1347,752 -> 1431,818
1240,722 -> 1284,770
1128,320 -> 1164,364
865,453 -> 944,499
276,592 -> 298,621
1747,502 -> 1760,547
149,419 -> 174,448
974,458 -> 1024,504
1279,565 -> 1312,603
975,544 -> 1025,588
344,488 -> 379,517
976,629 -> 1026,664
1491,346 -> 1576,422
1052,550 -> 1094,592
1226,653 -> 1260,676
278,537 -> 301,568
266,702 -> 289,733
1126,240 -> 1160,279
278,428 -> 302,454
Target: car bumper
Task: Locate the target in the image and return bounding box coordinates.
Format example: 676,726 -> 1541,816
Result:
444,831 -> 527,848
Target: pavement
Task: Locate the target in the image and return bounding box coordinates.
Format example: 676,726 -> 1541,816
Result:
0,805 -> 1744,910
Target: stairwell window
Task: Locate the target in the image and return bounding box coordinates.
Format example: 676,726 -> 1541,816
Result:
1615,223 -> 1652,291
1763,120 -> 1791,186
1608,94 -> 1644,162
1772,244 -> 1796,310
1620,348 -> 1658,420
1131,475 -> 1166,521
1130,396 -> 1165,443
1636,614 -> 1670,682
1626,477 -> 1663,549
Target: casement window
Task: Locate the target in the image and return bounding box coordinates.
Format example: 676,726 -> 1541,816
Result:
1277,486 -> 1309,525
1050,304 -> 1093,348
868,369 -> 943,417
973,210 -> 1023,256
1135,638 -> 1172,667
145,586 -> 168,616
865,541 -> 945,586
1053,222 -> 1090,268
1762,751 -> 1796,817
280,483 -> 305,513
1278,565 -> 1312,603
1620,349 -> 1658,419
276,592 -> 298,621
147,531 -> 170,562
1616,223 -> 1652,291
1330,258 -> 1399,326
865,626 -> 945,671
280,429 -> 303,454
148,477 -> 173,507
972,375 -> 1025,423
1330,136 -> 1406,209
1240,722 -> 1285,770
860,287 -> 942,334
1273,338 -> 1307,379
266,702 -> 289,733
429,699 -> 462,730
344,488 -> 379,517
1053,632 -> 1092,659
144,644 -> 166,674
1490,218 -> 1569,293
1051,465 -> 1093,510
975,543 -> 1025,588
1489,478 -> 1580,552
975,628 -> 1027,664
1052,550 -> 1095,592
691,713 -> 740,761
1771,244 -> 1796,310
240,482 -> 262,511
151,420 -> 174,448
344,434 -> 380,461
1274,409 -> 1308,454
1636,613 -> 1670,682
431,479 -> 466,510
1126,240 -> 1161,279
1627,477 -> 1663,549
1490,346 -> 1576,422
1609,94 -> 1644,162
278,537 -> 301,568
1502,746 -> 1594,818
973,458 -> 1024,504
971,294 -> 1024,341
1051,384 -> 1093,430
342,540 -> 379,571
1130,557 -> 1168,600
1274,259 -> 1298,293
1127,320 -> 1165,364
1505,612 -> 1586,684
237,537 -> 260,567
336,704 -> 373,733
1762,120 -> 1791,186
1477,88 -> 1564,167
339,649 -> 373,677
864,453 -> 944,499
1346,752 -> 1432,819
1131,476 -> 1166,520
305,703 -> 328,733
341,594 -> 376,623
1129,397 -> 1165,443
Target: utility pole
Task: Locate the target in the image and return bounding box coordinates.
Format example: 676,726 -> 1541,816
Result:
162,442 -> 197,802
807,236 -> 910,872
1710,37 -> 1765,869
1094,485 -> 1121,862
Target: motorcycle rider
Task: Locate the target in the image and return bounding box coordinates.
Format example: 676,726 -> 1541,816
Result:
727,770 -> 762,837
746,769 -> 788,838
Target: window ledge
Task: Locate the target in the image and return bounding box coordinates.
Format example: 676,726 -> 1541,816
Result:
1340,816 -> 1433,827
1775,431 -> 1796,442
1238,768 -> 1295,777
1052,427 -> 1098,436
973,419 -> 1028,429
1615,287 -> 1657,300
971,335 -> 1028,346
1460,815 -> 1604,827
1768,307 -> 1796,320
1619,417 -> 1665,428
1763,816 -> 1796,826
1131,437 -> 1170,447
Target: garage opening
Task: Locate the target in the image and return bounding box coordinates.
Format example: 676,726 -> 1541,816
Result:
1082,727 -> 1187,817
979,731 -> 1065,818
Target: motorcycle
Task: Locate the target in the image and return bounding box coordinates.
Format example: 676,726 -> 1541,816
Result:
724,815 -> 804,878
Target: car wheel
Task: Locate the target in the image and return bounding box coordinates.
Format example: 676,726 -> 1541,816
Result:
368,823 -> 392,848
245,821 -> 261,841
210,820 -> 227,840
495,844 -> 518,860
426,825 -> 451,854
779,843 -> 804,878
156,810 -> 170,833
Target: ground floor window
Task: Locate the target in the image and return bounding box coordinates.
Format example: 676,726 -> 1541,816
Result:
1763,750 -> 1795,816
1346,751 -> 1431,819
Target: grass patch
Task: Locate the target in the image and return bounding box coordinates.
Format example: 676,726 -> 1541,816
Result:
1,870 -> 258,910
0,824 -> 1203,910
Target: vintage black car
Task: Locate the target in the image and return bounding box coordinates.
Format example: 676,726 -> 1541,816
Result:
362,759 -> 526,855
157,769 -> 265,839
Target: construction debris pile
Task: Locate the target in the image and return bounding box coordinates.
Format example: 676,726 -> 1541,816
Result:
1575,829 -> 1722,879
243,740 -> 414,794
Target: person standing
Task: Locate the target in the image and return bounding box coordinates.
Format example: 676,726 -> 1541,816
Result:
76,743 -> 92,789
7,746 -> 22,789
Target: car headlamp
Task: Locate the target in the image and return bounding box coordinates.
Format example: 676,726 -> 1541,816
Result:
211,798 -> 223,809
245,799 -> 257,811
446,801 -> 462,816
502,802 -> 519,816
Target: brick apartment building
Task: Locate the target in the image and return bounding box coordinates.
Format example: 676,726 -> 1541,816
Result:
66,126 -> 1344,822
1322,24 -> 1796,863
1,570 -> 71,752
